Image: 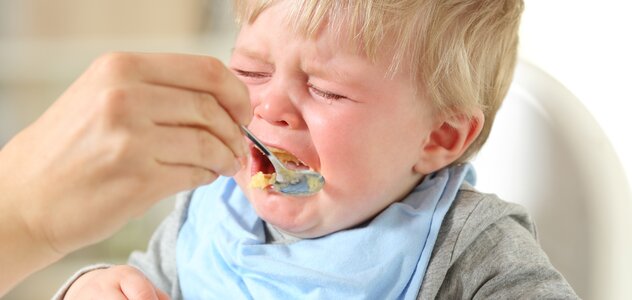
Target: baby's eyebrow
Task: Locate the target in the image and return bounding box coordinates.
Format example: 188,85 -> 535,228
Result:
232,46 -> 271,64
303,60 -> 356,84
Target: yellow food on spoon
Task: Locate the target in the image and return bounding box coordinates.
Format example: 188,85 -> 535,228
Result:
272,149 -> 301,165
306,175 -> 322,190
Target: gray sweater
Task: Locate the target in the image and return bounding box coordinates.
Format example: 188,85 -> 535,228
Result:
56,184 -> 579,299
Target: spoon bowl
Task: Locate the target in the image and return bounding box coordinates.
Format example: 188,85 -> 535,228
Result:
241,126 -> 325,196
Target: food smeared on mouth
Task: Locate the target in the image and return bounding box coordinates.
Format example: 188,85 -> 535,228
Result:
249,172 -> 276,189
249,146 -> 310,190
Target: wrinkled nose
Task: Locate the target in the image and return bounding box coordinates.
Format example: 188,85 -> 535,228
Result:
252,78 -> 303,129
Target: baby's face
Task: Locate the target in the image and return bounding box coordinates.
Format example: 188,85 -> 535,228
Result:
230,2 -> 437,238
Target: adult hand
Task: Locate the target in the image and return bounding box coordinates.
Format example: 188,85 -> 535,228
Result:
0,52 -> 251,295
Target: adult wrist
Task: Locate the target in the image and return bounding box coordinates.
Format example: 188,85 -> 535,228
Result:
0,151 -> 65,296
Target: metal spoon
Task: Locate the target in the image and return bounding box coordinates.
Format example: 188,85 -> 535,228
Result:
241,125 -> 325,196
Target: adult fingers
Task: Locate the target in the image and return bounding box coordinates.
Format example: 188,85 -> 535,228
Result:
150,125 -> 241,176
118,83 -> 246,159
151,164 -> 218,200
92,52 -> 252,125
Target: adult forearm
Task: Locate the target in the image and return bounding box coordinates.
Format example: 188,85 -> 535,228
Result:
0,190 -> 63,297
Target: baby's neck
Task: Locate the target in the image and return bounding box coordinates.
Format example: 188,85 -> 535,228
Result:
264,222 -> 302,244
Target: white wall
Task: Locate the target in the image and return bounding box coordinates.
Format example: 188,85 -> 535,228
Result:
519,0 -> 632,190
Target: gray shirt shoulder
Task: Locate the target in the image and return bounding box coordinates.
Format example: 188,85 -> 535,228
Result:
420,184 -> 578,299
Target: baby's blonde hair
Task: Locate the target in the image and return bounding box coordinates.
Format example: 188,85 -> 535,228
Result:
233,0 -> 524,162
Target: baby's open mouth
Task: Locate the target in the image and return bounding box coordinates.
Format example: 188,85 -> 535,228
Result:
249,145 -> 311,190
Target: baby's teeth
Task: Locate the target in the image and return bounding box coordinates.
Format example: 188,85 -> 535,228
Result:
283,160 -> 309,171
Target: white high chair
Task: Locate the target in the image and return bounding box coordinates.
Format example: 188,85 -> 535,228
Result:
472,60 -> 632,300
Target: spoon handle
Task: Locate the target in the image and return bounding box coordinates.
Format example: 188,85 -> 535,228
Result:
240,125 -> 289,182
241,125 -> 271,157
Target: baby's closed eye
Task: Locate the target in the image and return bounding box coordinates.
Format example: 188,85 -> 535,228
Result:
233,69 -> 272,80
307,82 -> 347,102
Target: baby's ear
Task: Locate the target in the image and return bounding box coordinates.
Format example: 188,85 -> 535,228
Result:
414,109 -> 484,174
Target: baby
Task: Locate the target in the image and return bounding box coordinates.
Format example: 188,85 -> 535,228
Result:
58,0 -> 578,299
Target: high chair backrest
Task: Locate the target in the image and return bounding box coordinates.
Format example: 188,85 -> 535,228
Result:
472,60 -> 632,300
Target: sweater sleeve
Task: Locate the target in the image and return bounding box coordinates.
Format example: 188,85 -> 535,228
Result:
51,264 -> 113,299
127,191 -> 192,300
420,188 -> 579,299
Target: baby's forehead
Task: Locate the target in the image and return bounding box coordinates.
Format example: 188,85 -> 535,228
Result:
240,1 -> 402,64
295,15 -> 404,76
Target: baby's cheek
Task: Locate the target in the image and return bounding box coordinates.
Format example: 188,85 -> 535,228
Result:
314,127 -> 379,189
324,157 -> 377,194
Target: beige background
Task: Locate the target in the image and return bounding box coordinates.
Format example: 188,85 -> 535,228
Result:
2,0 -> 206,38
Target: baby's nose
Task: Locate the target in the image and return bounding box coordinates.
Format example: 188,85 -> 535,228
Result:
253,81 -> 303,129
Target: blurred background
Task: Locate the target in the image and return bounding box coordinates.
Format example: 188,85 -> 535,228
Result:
0,0 -> 630,299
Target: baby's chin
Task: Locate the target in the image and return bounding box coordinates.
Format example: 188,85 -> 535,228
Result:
263,216 -> 331,239
252,196 -> 315,234
234,169 -> 342,239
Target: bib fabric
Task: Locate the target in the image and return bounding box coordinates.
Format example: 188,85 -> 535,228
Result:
177,164 -> 475,299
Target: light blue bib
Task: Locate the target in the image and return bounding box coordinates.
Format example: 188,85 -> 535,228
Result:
177,164 -> 475,299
